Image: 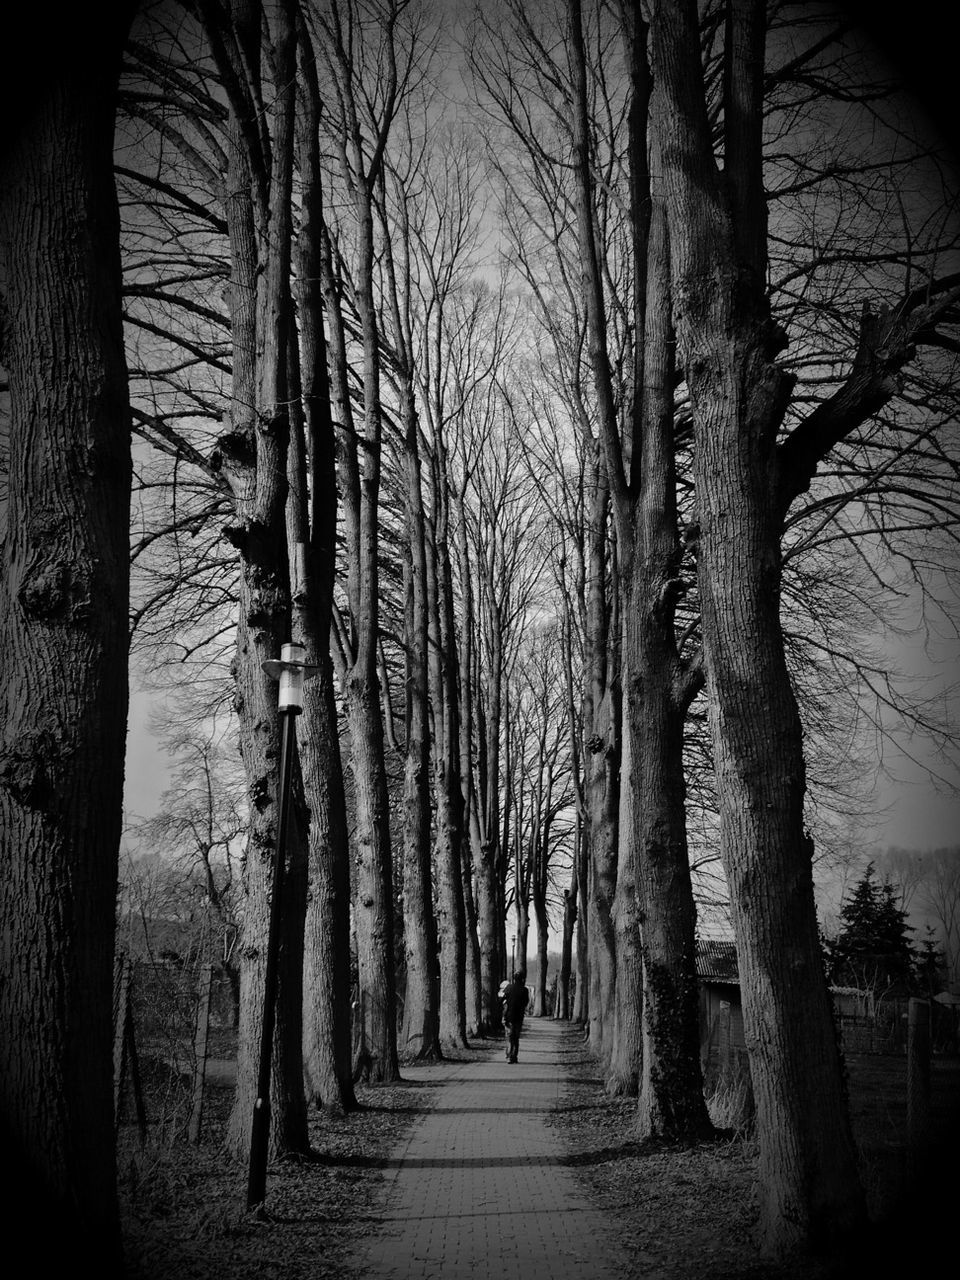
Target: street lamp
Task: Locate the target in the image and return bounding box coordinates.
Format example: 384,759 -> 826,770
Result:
511,933 -> 516,976
246,641 -> 319,1214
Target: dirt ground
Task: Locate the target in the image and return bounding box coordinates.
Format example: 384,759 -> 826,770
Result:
546,1042 -> 960,1279
118,1028 -> 959,1279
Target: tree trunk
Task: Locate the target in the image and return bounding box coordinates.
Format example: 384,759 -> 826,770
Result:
648,0 -> 866,1253
0,11 -> 132,1266
585,706 -> 619,1059
569,0 -> 709,1131
347,677 -> 401,1081
607,714 -> 641,1095
456,510 -> 484,1037
216,0 -> 309,1156
628,164 -> 711,1138
397,392 -> 441,1063
294,29 -> 357,1110
461,833 -> 483,1037
300,665 -> 357,1107
556,866 -> 578,1020
318,0 -> 400,1086
476,588 -> 506,1030
699,454 -> 864,1247
573,793 -> 590,1027
427,505 -> 469,1050
532,895 -> 550,1016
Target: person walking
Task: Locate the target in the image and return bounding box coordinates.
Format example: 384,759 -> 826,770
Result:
502,971 -> 529,1063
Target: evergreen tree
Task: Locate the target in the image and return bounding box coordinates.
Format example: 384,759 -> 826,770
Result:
827,863 -> 917,992
915,928 -> 946,997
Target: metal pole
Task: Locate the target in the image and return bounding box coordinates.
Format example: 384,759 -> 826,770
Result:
246,705 -> 298,1212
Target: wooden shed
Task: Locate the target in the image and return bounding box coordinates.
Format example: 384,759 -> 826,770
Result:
696,939 -> 747,1086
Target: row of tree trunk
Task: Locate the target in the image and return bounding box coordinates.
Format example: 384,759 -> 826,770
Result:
3,0 -> 960,1270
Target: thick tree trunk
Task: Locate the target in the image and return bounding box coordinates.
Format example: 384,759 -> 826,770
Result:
695,387 -> 864,1248
476,593 -> 505,1031
218,0 -> 309,1154
0,12 -> 132,1266
607,718 -> 641,1096
569,0 -> 709,1131
582,483 -> 619,1055
429,540 -> 469,1050
294,34 -> 359,1109
420,451 -> 468,1050
532,895 -> 550,1015
514,897 -> 531,979
455,531 -> 483,1038
461,834 -> 483,1036
398,394 -> 441,1062
223,182 -> 288,1161
573,833 -> 590,1025
399,712 -> 441,1060
300,662 -> 357,1109
585,706 -> 619,1059
629,181 -> 711,1138
556,866 -> 578,1020
433,760 -> 468,1048
229,605 -> 311,1157
470,804 -> 500,1032
628,580 -> 710,1135
648,0 -> 867,1253
347,677 -> 401,1081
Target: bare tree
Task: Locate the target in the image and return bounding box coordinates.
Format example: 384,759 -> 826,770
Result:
188,0 -> 310,1161
126,724 -> 245,1006
373,97 -> 444,1061
646,0 -> 960,1256
313,0 -> 439,1083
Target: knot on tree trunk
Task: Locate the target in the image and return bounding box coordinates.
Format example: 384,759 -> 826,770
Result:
0,732 -> 58,806
17,556 -> 79,620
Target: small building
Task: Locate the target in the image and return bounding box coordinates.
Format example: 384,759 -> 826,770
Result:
694,945 -> 917,1067
695,939 -> 746,1086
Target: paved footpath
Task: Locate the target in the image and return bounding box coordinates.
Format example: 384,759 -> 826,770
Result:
352,1019 -> 632,1280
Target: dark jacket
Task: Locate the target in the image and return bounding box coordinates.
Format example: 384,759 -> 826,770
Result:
503,979 -> 529,1024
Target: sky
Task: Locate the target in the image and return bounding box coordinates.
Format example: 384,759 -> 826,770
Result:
123,628 -> 960,856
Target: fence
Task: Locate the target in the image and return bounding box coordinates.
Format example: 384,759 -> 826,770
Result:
836,995 -> 959,1056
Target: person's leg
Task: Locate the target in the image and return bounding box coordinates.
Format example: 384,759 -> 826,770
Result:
508,1022 -> 520,1062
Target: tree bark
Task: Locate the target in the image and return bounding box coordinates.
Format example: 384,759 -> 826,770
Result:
556,868 -> 578,1020
397,391 -> 441,1062
568,0 -> 710,1132
648,0 -> 866,1252
476,575 -> 507,1030
316,0 -> 402,1084
291,17 -> 356,1110
0,7 -> 133,1266
209,0 -> 310,1159
427,483 -> 469,1050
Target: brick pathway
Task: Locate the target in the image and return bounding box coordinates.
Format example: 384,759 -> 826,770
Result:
352,1019 -> 632,1279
